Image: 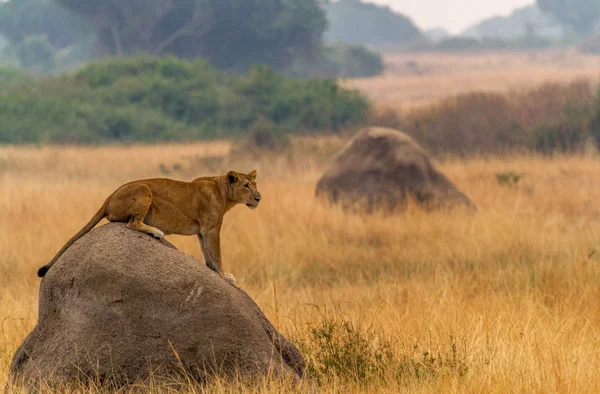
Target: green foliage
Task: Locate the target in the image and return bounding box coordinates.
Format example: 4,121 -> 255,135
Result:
300,315 -> 394,382
245,116 -> 291,152
495,171 -> 522,186
333,45 -> 384,78
0,0 -> 372,78
291,44 -> 384,78
324,0 -> 421,46
0,56 -> 369,144
14,35 -> 56,73
0,67 -> 33,90
298,312 -> 468,385
55,0 -> 327,72
537,0 -> 600,35
0,86 -> 190,144
235,65 -> 368,131
0,0 -> 92,73
53,36 -> 96,72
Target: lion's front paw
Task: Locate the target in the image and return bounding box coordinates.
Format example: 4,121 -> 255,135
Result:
153,229 -> 165,239
223,273 -> 236,285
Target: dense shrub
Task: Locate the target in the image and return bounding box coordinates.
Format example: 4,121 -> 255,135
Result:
291,44 -> 384,78
334,45 -> 384,78
0,56 -> 370,144
245,116 -> 291,152
297,311 -> 468,385
301,316 -> 393,382
372,80 -> 599,155
0,66 -> 32,90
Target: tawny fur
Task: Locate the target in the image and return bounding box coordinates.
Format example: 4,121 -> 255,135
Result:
37,170 -> 261,283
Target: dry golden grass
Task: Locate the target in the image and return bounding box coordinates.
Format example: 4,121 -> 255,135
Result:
2,140 -> 600,393
348,50 -> 600,109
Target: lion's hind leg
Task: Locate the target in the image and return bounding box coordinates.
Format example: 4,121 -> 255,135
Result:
107,183 -> 164,239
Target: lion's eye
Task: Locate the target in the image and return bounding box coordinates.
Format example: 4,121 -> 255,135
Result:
244,184 -> 250,189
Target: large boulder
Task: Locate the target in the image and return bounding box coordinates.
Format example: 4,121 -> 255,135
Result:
316,127 -> 474,212
9,223 -> 305,389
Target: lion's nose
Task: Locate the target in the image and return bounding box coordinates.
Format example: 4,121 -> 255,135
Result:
255,195 -> 261,202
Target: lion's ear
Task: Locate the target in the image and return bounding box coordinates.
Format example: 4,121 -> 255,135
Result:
248,170 -> 257,180
227,171 -> 239,184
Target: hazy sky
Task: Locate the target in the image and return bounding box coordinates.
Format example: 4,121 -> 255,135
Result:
366,0 -> 535,33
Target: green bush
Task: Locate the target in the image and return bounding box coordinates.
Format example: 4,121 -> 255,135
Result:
495,171 -> 522,186
245,116 -> 291,152
297,312 -> 468,385
291,44 -> 384,78
0,56 -> 370,144
0,66 -> 32,90
334,45 -> 384,78
299,314 -> 394,382
234,65 -> 369,131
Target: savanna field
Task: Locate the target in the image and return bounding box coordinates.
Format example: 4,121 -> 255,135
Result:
2,51 -> 600,393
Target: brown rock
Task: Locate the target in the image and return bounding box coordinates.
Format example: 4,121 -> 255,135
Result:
9,223 -> 305,389
316,127 -> 475,212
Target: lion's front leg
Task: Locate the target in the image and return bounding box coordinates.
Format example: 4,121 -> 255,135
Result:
197,233 -> 219,272
197,232 -> 235,285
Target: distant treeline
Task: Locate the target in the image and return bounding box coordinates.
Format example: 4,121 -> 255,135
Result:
324,0 -> 600,53
324,0 -> 421,46
0,0 -> 384,78
0,57 -> 369,144
2,57 -> 599,155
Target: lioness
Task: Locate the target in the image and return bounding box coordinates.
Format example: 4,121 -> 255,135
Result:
37,170 -> 261,283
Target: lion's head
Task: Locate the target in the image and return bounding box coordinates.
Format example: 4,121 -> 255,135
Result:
227,170 -> 261,208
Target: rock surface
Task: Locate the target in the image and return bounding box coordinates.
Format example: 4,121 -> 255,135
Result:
316,127 -> 475,212
9,223 -> 305,388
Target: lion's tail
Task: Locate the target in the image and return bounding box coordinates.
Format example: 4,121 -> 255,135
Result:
37,196 -> 111,278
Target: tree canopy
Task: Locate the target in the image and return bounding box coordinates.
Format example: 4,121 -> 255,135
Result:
0,0 -> 93,73
54,0 -> 328,71
537,0 -> 600,35
0,0 -> 383,77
